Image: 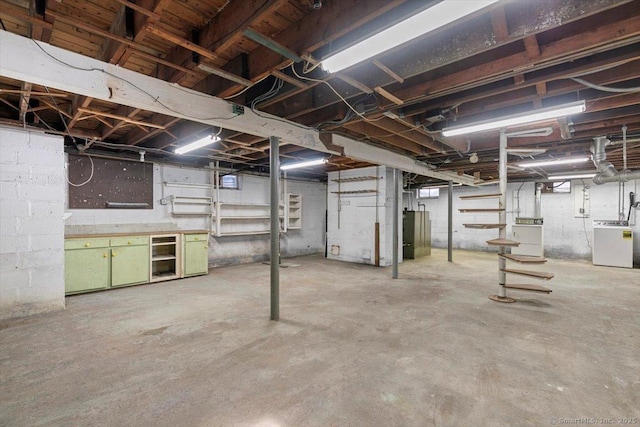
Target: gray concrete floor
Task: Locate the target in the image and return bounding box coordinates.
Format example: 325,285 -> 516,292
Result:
1,249 -> 639,427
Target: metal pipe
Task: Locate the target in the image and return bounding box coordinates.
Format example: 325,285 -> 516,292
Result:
534,182 -> 543,218
448,180 -> 453,262
593,170 -> 640,184
392,168 -> 399,279
498,130 -> 507,298
269,136 -> 280,321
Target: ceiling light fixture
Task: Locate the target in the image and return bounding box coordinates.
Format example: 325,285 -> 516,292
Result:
280,158 -> 327,170
321,0 -> 499,73
441,101 -> 586,137
547,172 -> 597,180
175,135 -> 221,155
518,157 -> 590,168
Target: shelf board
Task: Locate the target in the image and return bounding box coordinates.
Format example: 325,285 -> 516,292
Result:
171,213 -> 212,216
331,176 -> 379,183
220,216 -> 271,220
463,223 -> 506,229
501,268 -> 554,280
502,283 -> 552,293
151,271 -> 178,279
217,231 -> 271,236
152,242 -> 177,246
220,202 -> 271,208
486,238 -> 520,246
459,208 -> 504,212
459,193 -> 502,200
499,254 -> 547,263
152,255 -> 176,261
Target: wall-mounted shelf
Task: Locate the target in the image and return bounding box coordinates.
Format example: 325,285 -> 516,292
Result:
331,176 -> 380,183
287,193 -> 302,230
169,196 -> 213,216
331,190 -> 378,195
213,202 -> 284,237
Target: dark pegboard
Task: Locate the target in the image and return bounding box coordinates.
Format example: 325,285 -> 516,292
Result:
68,155 -> 153,209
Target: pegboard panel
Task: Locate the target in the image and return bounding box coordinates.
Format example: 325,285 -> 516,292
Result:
68,155 -> 153,209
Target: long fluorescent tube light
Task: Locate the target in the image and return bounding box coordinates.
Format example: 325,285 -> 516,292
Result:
518,157 -> 590,168
442,101 -> 586,137
548,172 -> 597,180
175,135 -> 220,154
280,158 -> 326,170
321,0 -> 499,73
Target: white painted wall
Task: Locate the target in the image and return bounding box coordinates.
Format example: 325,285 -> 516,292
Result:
65,162 -> 327,267
0,127 -> 65,320
327,166 -> 402,266
406,180 -> 640,265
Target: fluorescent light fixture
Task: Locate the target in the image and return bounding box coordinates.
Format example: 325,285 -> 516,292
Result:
321,0 -> 499,73
442,101 -> 586,137
518,157 -> 590,168
175,135 -> 220,154
548,172 -> 597,180
280,158 -> 326,170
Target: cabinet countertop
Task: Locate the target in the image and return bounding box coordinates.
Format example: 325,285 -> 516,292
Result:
66,230 -> 210,239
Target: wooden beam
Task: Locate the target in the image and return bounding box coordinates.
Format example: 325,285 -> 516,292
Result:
78,108 -> 166,129
374,87 -> 404,105
491,6 -> 509,42
0,30 -> 475,184
373,60 -> 404,84
272,70 -> 309,89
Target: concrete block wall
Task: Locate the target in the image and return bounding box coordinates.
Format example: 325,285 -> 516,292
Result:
405,180 -> 640,265
65,163 -> 327,267
327,166 -> 402,266
0,127 -> 65,320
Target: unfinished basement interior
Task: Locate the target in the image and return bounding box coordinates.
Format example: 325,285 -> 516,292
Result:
1,0 -> 639,425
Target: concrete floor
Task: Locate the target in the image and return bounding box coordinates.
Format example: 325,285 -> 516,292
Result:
1,249 -> 639,427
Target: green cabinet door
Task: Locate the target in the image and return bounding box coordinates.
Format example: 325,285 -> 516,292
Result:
65,247 -> 110,294
184,234 -> 209,277
111,244 -> 150,287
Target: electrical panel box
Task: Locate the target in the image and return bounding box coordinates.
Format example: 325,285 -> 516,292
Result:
574,183 -> 590,218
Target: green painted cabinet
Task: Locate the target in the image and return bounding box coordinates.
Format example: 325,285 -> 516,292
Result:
64,238 -> 111,294
111,237 -> 150,287
183,233 -> 209,277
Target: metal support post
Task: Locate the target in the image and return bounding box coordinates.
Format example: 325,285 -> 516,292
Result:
448,180 -> 453,262
498,129 -> 508,298
392,168 -> 399,278
269,136 -> 280,321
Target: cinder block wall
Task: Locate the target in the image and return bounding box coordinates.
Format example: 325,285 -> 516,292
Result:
0,127 -> 65,320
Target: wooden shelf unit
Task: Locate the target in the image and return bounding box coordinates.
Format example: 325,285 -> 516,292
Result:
150,234 -> 180,282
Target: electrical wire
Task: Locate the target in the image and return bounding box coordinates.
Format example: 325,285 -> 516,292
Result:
44,86 -> 76,143
571,77 -> 640,93
66,154 -> 94,187
290,63 -> 385,123
31,40 -> 241,122
580,179 -> 592,252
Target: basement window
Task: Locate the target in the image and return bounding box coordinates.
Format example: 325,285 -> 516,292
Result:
539,181 -> 571,193
220,174 -> 240,189
417,188 -> 440,199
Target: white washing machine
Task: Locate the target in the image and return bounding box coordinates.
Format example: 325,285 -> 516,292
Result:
592,225 -> 634,268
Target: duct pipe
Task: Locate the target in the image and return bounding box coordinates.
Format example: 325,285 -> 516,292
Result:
591,136 -> 616,177
593,170 -> 640,185
591,135 -> 640,185
534,182 -> 543,218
